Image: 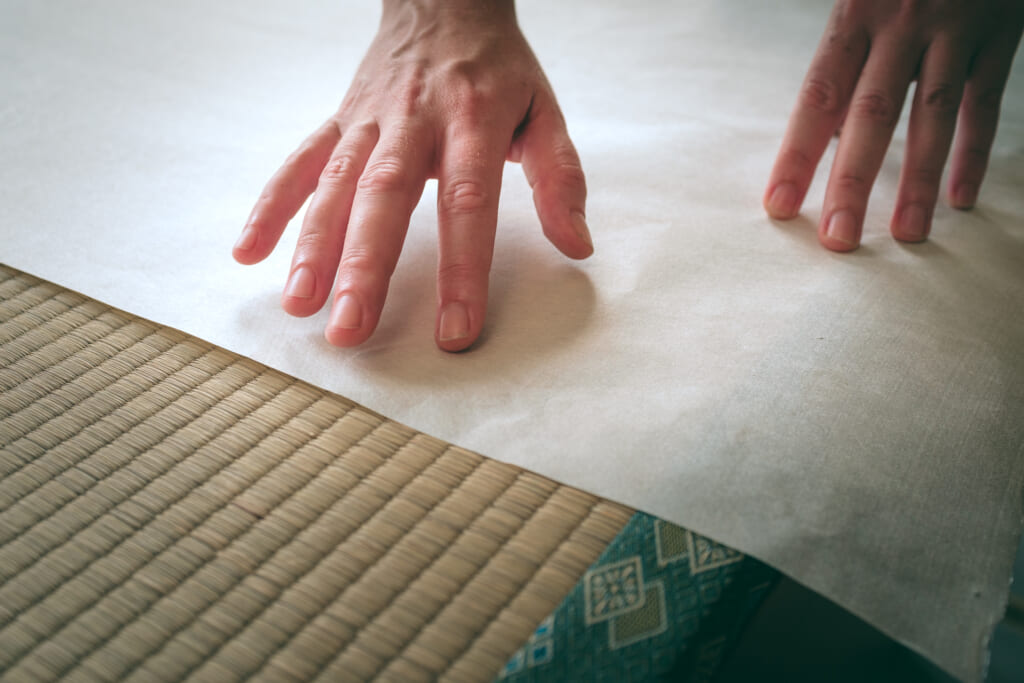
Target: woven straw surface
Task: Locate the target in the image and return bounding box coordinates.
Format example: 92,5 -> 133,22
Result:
0,264 -> 633,682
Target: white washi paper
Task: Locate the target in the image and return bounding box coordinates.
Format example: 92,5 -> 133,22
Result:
2,1 -> 1022,679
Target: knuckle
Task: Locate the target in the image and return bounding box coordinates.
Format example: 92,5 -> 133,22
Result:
319,152 -> 361,185
445,77 -> 506,128
557,157 -> 587,190
800,76 -> 844,114
339,247 -> 390,279
903,165 -> 942,190
394,62 -> 428,116
451,89 -> 490,126
824,28 -> 862,58
834,171 -> 870,194
556,166 -> 587,196
779,147 -> 818,175
850,90 -> 899,126
897,0 -> 926,23
840,0 -> 869,13
535,146 -> 587,195
921,83 -> 960,116
833,0 -> 855,22
294,229 -> 332,253
446,57 -> 482,83
440,178 -> 491,216
971,86 -> 1004,113
833,0 -> 870,26
357,159 -> 410,195
438,261 -> 487,288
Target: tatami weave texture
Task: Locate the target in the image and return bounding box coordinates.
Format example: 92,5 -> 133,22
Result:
0,264 -> 633,682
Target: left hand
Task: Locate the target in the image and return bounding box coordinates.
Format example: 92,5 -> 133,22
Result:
764,0 -> 1024,251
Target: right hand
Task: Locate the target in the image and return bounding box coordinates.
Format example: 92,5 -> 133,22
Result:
233,0 -> 592,352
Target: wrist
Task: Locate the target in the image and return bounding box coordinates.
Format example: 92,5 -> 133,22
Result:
380,0 -> 517,28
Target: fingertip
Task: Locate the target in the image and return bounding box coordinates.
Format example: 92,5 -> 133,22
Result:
232,226 -> 263,264
564,210 -> 594,259
232,250 -> 258,266
764,182 -> 802,220
949,182 -> 977,210
436,301 -> 480,352
891,204 -> 930,243
325,326 -> 368,348
281,265 -> 326,317
818,235 -> 860,252
282,298 -> 321,318
542,214 -> 593,260
235,225 -> 257,251
536,199 -> 593,260
324,292 -> 371,347
819,209 -> 861,252
437,336 -> 476,353
324,327 -> 360,348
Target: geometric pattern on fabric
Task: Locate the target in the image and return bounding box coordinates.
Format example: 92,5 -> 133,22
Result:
688,530 -> 744,575
584,555 -> 646,625
655,519 -> 689,567
496,513 -> 779,682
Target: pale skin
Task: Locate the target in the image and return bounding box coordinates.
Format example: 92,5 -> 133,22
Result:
236,0 -> 1023,351
232,0 -> 590,352
765,0 -> 1024,251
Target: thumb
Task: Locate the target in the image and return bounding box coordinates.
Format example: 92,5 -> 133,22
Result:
511,90 -> 592,259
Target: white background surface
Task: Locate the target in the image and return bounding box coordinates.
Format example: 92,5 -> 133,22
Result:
2,1 -> 1023,680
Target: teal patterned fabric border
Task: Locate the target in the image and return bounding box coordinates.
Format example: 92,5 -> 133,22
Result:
495,513 -> 778,682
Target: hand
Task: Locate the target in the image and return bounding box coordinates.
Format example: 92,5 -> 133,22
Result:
764,0 -> 1024,251
233,0 -> 591,351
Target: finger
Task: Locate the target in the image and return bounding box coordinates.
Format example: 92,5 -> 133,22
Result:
282,122 -> 379,317
511,89 -> 592,260
834,103 -> 849,138
891,37 -> 968,242
234,121 -> 340,265
819,37 -> 920,251
434,129 -> 507,352
324,123 -> 431,347
764,9 -> 869,219
948,14 -> 1024,209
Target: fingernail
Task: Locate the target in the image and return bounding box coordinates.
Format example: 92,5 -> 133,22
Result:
284,265 -> 316,299
766,182 -> 799,218
234,226 -> 257,251
571,211 -> 593,251
329,293 -> 362,330
895,204 -> 927,243
952,183 -> 977,209
438,302 -> 470,342
825,210 -> 859,248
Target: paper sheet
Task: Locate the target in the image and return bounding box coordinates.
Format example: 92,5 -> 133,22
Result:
2,1 -> 1022,679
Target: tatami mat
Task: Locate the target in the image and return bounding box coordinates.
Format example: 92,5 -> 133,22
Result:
0,264 -> 633,682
